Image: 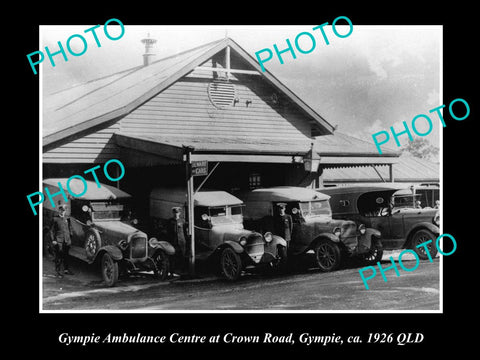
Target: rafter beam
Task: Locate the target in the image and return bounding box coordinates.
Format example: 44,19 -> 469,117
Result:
194,66 -> 261,75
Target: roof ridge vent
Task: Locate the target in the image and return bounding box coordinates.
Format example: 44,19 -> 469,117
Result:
141,33 -> 157,66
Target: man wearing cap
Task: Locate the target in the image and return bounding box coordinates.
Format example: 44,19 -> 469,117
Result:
49,204 -> 74,278
273,203 -> 293,246
166,207 -> 187,276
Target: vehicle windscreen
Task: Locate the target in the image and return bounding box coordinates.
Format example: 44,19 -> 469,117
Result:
282,201 -> 331,221
299,200 -> 332,217
230,205 -> 244,224
309,200 -> 332,216
90,202 -> 124,221
209,206 -> 227,225
393,194 -> 420,209
209,205 -> 243,225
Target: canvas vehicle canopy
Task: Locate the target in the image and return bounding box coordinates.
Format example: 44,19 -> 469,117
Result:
241,186 -> 330,203
321,184 -> 410,217
149,188 -> 244,220
42,178 -> 131,211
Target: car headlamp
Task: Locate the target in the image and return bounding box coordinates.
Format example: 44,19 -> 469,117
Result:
239,236 -> 247,246
433,212 -> 440,226
132,218 -> 138,225
118,239 -> 129,250
148,237 -> 160,248
358,223 -> 366,235
264,232 -> 273,243
333,227 -> 341,237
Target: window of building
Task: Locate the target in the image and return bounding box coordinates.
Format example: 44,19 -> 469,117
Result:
249,173 -> 261,189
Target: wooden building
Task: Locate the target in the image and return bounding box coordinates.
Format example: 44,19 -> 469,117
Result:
43,37 -> 336,216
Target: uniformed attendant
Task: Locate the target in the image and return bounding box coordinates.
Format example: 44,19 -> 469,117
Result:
291,208 -> 305,224
273,203 -> 293,245
166,207 -> 187,275
50,204 -> 74,278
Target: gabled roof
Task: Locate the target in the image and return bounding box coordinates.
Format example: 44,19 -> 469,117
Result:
43,37 -> 335,147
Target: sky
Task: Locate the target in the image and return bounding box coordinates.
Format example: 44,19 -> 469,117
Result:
40,24 -> 442,152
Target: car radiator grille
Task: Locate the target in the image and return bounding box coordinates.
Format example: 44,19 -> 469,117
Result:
245,235 -> 265,263
131,236 -> 147,259
341,223 -> 358,239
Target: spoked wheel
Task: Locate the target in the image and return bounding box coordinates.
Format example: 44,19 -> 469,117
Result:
85,231 -> 101,261
363,247 -> 384,265
411,229 -> 438,260
101,253 -> 119,287
153,251 -> 170,281
314,239 -> 342,272
219,247 -> 243,281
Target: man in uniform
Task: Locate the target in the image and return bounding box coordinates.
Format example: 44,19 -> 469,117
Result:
273,203 -> 293,246
166,207 -> 187,276
50,204 -> 74,278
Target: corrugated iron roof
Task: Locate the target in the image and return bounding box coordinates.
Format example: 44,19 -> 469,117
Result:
315,132 -> 399,157
322,154 -> 439,183
43,39 -> 227,143
115,132 -> 311,155
43,37 -> 335,147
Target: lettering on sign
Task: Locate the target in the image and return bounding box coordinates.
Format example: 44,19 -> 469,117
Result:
191,160 -> 208,177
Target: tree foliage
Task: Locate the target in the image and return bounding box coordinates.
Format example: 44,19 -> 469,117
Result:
401,138 -> 439,160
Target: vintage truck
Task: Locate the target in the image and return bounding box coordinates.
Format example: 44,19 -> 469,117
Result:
43,178 -> 174,286
320,185 -> 440,260
239,186 -> 383,271
149,188 -> 287,280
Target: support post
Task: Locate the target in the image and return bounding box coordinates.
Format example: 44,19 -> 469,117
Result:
389,164 -> 395,183
226,46 -> 231,79
184,146 -> 195,276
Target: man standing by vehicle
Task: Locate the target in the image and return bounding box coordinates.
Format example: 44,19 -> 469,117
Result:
50,204 -> 74,278
273,203 -> 293,246
166,207 -> 187,276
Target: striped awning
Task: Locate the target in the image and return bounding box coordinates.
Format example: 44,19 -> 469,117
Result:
320,156 -> 398,167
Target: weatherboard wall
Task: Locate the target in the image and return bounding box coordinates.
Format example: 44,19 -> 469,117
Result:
119,71 -> 313,142
43,69 -> 315,164
42,121 -> 121,164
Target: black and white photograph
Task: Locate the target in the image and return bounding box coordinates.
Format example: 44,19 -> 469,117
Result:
17,6 -> 476,355
39,24 -> 442,313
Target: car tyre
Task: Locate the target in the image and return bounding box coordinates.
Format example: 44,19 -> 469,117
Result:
411,229 -> 438,260
153,250 -> 170,281
314,239 -> 342,272
85,230 -> 101,261
363,247 -> 384,265
275,245 -> 289,273
101,253 -> 119,287
219,247 -> 243,281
